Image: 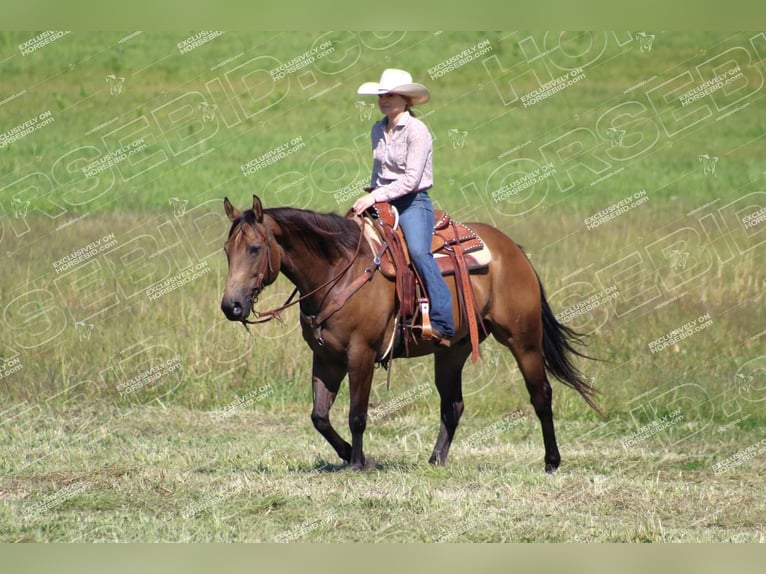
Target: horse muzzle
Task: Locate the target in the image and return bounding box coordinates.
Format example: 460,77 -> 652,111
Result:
220,291 -> 256,322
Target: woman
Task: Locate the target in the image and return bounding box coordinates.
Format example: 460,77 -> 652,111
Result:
352,68 -> 454,346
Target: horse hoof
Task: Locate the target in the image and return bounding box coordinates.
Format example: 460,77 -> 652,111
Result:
350,455 -> 376,471
545,462 -> 558,474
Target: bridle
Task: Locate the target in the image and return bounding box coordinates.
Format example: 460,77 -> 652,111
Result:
235,216 -> 386,337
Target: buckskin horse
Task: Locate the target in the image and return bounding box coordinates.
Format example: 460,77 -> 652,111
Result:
220,195 -> 598,473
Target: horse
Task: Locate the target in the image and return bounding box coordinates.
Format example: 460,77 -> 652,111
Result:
220,195 -> 598,473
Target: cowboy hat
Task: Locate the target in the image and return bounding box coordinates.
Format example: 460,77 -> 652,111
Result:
357,68 -> 430,105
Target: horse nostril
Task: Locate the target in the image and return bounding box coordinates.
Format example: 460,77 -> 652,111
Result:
221,299 -> 243,320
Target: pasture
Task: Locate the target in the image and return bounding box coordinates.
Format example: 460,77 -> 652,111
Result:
1,30 -> 765,542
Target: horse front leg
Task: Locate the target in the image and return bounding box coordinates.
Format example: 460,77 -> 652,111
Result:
311,354 -> 351,463
347,346 -> 377,471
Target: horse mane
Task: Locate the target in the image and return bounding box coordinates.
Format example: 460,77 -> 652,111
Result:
262,207 -> 360,261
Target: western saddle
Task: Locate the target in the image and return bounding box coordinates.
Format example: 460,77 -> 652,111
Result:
362,202 -> 490,363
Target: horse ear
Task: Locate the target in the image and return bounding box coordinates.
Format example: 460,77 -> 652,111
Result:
253,195 -> 264,222
223,197 -> 240,221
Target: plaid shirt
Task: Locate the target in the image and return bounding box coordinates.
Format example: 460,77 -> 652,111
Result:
369,111 -> 434,202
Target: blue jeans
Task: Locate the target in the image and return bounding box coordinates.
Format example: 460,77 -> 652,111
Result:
391,191 -> 455,337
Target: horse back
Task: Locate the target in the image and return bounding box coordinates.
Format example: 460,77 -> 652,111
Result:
463,222 -> 542,313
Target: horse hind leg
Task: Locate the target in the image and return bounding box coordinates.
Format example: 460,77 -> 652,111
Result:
517,349 -> 561,473
429,344 -> 471,466
490,323 -> 561,473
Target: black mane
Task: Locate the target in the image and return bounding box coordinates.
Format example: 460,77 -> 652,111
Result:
233,207 -> 360,261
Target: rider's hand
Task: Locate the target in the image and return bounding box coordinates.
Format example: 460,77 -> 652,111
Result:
352,193 -> 377,216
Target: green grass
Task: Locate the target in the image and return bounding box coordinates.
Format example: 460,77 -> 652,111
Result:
1,31 -> 765,542
1,404 -> 764,542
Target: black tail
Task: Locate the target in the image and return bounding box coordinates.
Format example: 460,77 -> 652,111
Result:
538,280 -> 601,414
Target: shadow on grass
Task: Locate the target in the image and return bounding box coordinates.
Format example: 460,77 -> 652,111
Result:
305,456 -> 452,475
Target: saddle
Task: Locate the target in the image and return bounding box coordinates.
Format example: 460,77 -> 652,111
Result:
363,202 -> 490,363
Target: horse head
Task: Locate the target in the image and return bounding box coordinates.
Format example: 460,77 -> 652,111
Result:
220,195 -> 281,323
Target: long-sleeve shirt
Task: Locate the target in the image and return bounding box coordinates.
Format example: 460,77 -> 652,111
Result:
369,111 -> 434,203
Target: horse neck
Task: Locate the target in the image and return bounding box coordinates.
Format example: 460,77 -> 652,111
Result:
265,212 -> 359,298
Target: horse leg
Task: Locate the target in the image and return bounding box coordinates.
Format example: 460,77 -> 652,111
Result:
310,354 -> 352,463
347,346 -> 377,470
429,345 -> 471,466
491,324 -> 561,473
517,349 -> 560,473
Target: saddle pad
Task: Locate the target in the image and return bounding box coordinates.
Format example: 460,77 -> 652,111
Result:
435,246 -> 491,274
361,217 -> 491,279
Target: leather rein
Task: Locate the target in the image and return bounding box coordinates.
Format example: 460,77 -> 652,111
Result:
241,216 -> 387,342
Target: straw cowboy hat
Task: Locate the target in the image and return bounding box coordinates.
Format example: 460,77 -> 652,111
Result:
357,68 -> 430,105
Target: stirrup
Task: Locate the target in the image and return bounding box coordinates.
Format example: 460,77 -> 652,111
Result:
417,298 -> 433,340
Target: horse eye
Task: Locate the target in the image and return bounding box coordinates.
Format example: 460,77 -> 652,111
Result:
248,245 -> 261,256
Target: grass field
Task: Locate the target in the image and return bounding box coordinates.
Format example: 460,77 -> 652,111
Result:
1,30 -> 765,542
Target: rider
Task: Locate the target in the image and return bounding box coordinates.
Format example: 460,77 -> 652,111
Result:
352,68 -> 454,347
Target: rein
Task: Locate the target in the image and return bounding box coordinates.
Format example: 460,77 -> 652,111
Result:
242,217 -> 385,333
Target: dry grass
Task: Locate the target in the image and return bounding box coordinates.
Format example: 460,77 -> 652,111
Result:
2,31 -> 764,542
1,404 -> 764,542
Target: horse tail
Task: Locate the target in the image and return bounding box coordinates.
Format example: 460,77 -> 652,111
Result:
538,279 -> 601,414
